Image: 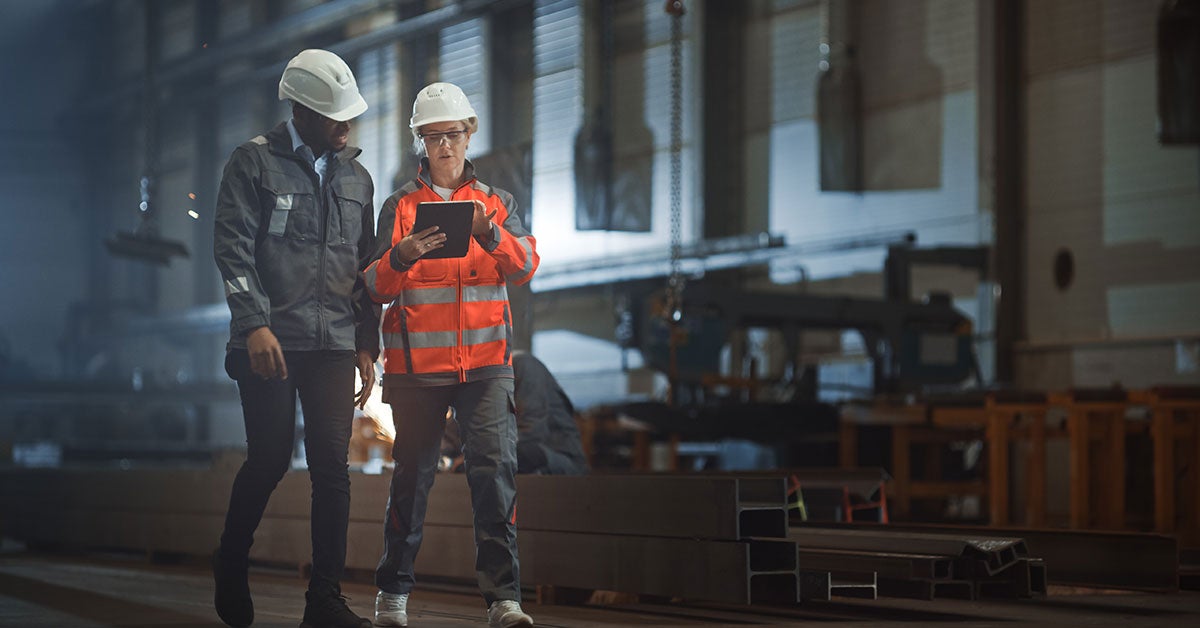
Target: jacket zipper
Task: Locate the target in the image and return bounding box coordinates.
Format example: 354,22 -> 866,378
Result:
418,175 -> 473,382
455,186 -> 467,383
316,163 -> 331,349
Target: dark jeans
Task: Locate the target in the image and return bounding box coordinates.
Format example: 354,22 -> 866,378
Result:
376,378 -> 520,604
218,349 -> 356,597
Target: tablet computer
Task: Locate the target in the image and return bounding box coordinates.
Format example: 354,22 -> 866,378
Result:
413,200 -> 474,259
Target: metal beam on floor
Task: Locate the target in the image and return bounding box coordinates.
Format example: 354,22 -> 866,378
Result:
798,522 -> 1177,592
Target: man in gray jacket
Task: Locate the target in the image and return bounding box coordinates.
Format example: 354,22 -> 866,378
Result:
212,49 -> 379,628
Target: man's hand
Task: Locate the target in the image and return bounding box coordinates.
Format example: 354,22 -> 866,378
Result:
397,225 -> 448,263
471,199 -> 497,238
355,350 -> 375,409
247,326 -> 287,380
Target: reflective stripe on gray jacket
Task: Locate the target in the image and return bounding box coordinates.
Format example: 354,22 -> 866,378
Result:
214,121 -> 381,359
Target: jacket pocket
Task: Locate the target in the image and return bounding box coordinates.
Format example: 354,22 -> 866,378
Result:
410,257 -> 450,282
268,194 -> 292,236
332,179 -> 370,246
262,171 -> 317,240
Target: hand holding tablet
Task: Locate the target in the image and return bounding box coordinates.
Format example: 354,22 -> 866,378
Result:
410,201 -> 475,259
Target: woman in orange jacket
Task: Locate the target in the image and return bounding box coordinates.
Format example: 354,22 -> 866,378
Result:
364,82 -> 538,628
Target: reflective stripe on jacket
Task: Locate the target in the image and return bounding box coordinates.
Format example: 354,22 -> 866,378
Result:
365,159 -> 539,388
213,122 -> 381,359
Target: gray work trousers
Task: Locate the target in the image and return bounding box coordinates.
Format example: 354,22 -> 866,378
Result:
375,378 -> 521,604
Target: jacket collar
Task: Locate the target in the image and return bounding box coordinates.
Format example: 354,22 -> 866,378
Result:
265,121 -> 362,162
417,156 -> 476,191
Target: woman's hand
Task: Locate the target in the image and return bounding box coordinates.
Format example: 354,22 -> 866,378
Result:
397,225 -> 448,263
471,199 -> 498,238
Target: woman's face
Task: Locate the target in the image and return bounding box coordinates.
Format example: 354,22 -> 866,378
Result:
419,120 -> 471,178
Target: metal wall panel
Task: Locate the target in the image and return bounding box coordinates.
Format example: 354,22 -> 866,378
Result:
765,1 -> 986,276
440,17 -> 491,156
859,0 -> 976,110
1019,0 -> 1200,388
158,1 -> 196,62
1025,0 -> 1105,76
529,0 -> 581,259
354,44 -> 402,213
767,3 -> 820,124
112,0 -> 146,79
529,0 -> 699,264
218,0 -> 255,39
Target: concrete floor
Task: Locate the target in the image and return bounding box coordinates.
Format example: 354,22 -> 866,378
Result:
2,551 -> 1200,627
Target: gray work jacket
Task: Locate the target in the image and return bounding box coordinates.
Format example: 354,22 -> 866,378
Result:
214,122 -> 380,360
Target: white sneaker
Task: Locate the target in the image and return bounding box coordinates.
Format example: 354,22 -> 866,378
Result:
487,600 -> 533,628
374,591 -> 408,627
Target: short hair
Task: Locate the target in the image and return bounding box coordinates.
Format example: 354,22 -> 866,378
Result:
411,117 -> 478,156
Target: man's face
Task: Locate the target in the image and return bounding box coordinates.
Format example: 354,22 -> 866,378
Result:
295,106 -> 352,154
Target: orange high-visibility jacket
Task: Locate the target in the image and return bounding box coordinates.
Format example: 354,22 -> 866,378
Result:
364,160 -> 538,390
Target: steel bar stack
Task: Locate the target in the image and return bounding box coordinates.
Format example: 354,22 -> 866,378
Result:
800,521 -> 1179,593
13,468 -> 1166,607
414,474 -> 801,605
789,527 -> 1046,600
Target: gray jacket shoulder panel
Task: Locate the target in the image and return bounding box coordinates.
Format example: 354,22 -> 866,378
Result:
384,180 -> 421,206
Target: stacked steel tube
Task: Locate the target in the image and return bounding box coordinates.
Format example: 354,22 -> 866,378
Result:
400,474 -> 1049,603
415,474 -> 801,605
789,527 -> 1046,600
7,468 -> 1183,606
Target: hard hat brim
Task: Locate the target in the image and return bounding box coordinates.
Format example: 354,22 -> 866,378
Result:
325,94 -> 369,122
409,111 -> 477,129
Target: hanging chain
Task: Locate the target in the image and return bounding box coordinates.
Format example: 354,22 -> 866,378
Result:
139,0 -> 159,236
665,0 -> 685,323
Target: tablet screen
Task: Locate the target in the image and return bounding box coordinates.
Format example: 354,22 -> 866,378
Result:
413,201 -> 474,259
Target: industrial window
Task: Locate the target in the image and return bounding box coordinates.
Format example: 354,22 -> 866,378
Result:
353,45 -> 402,215
531,0 -> 698,263
439,17 -> 492,157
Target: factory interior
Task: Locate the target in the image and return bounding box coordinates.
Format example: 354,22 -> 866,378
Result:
2,0 -> 1200,626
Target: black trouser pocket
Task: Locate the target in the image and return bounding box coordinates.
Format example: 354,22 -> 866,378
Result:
225,349 -> 251,381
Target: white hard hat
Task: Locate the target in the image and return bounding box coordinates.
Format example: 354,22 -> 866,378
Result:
278,49 -> 368,122
410,82 -> 477,129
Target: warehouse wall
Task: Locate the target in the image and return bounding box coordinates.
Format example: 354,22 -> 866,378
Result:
0,1 -> 93,381
525,0 -> 996,399
747,0 -> 991,393
529,0 -> 701,264
3,0 -> 1196,406
1018,0 -> 1200,389
70,0 -> 406,390
765,0 -> 983,280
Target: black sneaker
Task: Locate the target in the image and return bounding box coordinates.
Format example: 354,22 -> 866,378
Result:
212,550 -> 253,628
299,590 -> 372,628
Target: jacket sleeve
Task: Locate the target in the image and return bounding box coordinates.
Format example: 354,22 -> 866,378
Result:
353,176 -> 382,362
480,191 -> 539,286
213,147 -> 271,338
362,194 -> 410,303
